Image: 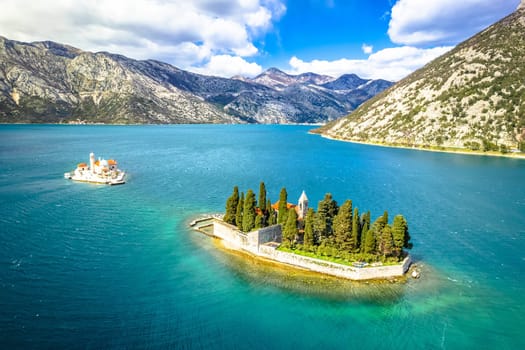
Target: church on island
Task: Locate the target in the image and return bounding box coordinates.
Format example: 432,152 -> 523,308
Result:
64,152 -> 126,185
191,183 -> 413,281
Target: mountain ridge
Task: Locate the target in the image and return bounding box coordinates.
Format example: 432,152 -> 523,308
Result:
315,5 -> 525,153
0,37 -> 393,124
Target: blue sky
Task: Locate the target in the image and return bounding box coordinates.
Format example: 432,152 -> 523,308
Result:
0,0 -> 520,80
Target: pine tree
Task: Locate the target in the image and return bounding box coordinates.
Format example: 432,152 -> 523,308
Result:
223,186 -> 239,225
303,208 -> 315,250
277,187 -> 288,224
333,200 -> 352,251
235,192 -> 244,228
352,207 -> 360,251
282,207 -> 298,248
242,189 -> 256,232
258,182 -> 267,212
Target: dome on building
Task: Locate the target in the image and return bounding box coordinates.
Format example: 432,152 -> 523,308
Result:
100,159 -> 108,167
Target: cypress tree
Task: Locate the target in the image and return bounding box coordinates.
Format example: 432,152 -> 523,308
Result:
282,207 -> 298,248
360,211 -> 371,253
242,189 -> 256,232
303,208 -> 315,250
392,214 -> 407,253
235,192 -> 244,228
333,200 -> 353,251
363,225 -> 376,254
277,187 -> 288,224
379,225 -> 394,257
259,182 -> 267,212
255,213 -> 263,229
352,207 -> 360,251
223,186 -> 239,225
314,193 -> 339,241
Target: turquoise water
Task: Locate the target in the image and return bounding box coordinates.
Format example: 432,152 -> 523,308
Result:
0,124 -> 524,349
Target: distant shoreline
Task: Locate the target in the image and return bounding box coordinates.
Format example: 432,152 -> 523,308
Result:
313,132 -> 525,160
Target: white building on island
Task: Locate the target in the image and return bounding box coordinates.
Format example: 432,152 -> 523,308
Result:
65,152 -> 125,185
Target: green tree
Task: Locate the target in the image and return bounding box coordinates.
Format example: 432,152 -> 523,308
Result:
303,208 -> 315,250
352,207 -> 360,251
379,225 -> 394,256
235,192 -> 244,228
360,211 -> 371,253
392,214 -> 408,254
363,227 -> 376,254
223,186 -> 239,225
258,182 -> 267,212
282,207 -> 298,248
242,189 -> 256,232
333,200 -> 352,251
277,187 -> 288,224
266,199 -> 275,226
314,193 -> 338,242
255,213 -> 263,229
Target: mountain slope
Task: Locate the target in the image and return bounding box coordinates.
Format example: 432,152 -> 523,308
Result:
316,4 -> 525,152
0,36 -> 393,124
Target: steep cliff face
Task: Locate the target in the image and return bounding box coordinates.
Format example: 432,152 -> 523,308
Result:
317,6 -> 525,151
0,37 -> 393,124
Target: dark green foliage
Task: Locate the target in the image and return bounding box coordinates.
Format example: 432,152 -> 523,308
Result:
333,200 -> 353,251
258,182 -> 267,212
314,193 -> 338,240
267,199 -> 276,226
363,224 -> 376,254
392,215 -> 408,253
255,214 -> 263,229
352,207 -> 360,251
223,185 -> 412,263
282,208 -> 298,248
242,189 -> 256,232
235,192 -> 244,228
223,186 -> 239,225
277,188 -> 288,224
379,225 -> 394,257
303,208 -> 315,250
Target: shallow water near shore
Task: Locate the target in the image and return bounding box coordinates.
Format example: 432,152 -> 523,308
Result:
1,124 -> 524,348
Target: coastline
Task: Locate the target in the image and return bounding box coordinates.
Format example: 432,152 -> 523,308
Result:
191,217 -> 412,281
313,132 -> 525,160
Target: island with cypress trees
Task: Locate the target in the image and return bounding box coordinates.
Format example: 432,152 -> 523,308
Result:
193,182 -> 413,280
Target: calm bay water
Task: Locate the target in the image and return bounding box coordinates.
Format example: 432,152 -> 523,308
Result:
0,124 -> 524,349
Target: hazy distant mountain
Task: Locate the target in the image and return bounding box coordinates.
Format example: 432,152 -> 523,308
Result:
315,3 -> 525,152
0,37 -> 392,124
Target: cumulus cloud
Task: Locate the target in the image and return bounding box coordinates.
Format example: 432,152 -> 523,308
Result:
361,44 -> 373,55
0,0 -> 285,77
287,45 -> 453,81
388,0 -> 520,45
192,55 -> 263,77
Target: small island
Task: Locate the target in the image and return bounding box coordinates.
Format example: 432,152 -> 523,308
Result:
64,152 -> 126,185
192,182 -> 413,280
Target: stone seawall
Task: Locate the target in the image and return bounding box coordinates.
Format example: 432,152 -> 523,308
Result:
199,219 -> 411,281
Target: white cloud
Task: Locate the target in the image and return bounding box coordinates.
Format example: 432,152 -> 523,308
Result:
287,45 -> 453,81
388,0 -> 520,45
0,0 -> 285,77
192,55 -> 263,77
361,44 -> 373,55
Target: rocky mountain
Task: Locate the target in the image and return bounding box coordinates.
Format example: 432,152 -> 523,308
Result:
316,3 -> 525,152
0,37 -> 393,124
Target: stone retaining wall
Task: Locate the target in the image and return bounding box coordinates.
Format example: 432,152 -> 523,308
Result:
208,219 -> 411,281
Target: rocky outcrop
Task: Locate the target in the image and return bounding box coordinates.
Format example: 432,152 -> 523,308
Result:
316,6 -> 525,151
